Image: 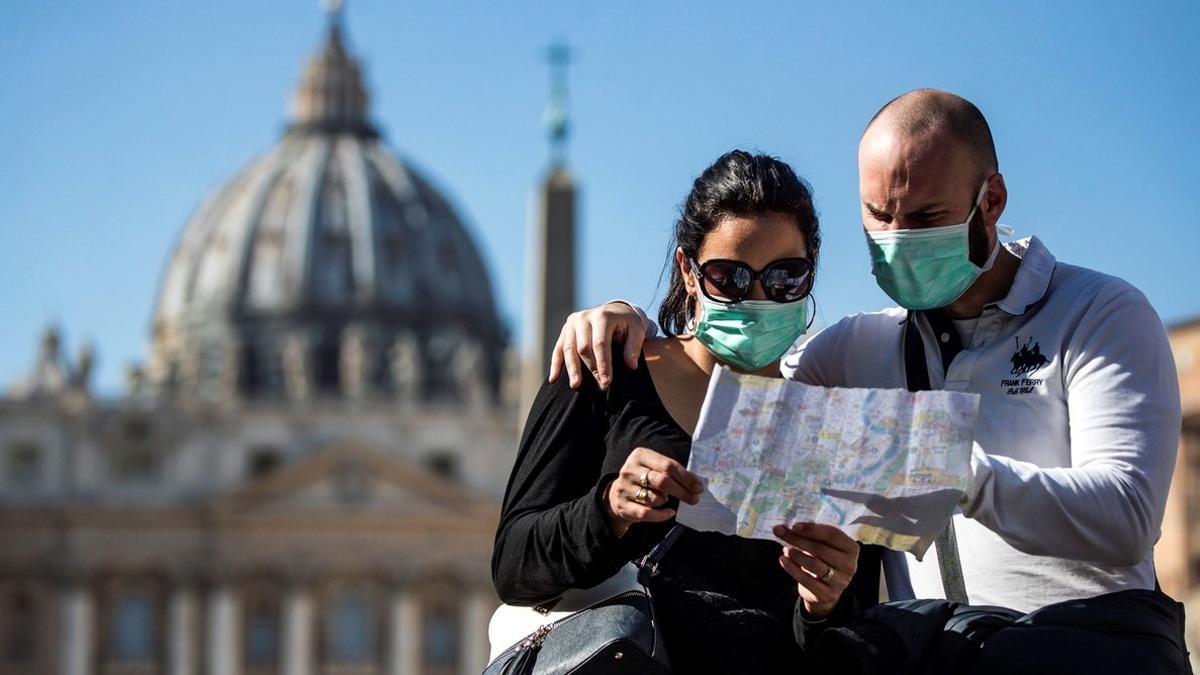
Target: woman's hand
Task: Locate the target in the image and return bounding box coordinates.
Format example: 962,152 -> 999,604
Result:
606,447 -> 704,537
549,302 -> 648,391
773,522 -> 860,619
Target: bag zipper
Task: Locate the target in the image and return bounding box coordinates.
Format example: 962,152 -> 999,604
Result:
494,590 -> 649,660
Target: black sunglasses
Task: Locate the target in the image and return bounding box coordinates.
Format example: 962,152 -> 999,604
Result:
689,257 -> 815,304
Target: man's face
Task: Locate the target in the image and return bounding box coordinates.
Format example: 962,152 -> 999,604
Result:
858,127 -> 982,234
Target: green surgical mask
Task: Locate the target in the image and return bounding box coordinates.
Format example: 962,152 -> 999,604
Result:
692,296 -> 809,372
865,181 -> 1009,310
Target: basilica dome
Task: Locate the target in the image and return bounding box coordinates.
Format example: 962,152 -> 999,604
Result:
146,17 -> 506,404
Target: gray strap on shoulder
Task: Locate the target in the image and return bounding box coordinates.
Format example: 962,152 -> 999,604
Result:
934,519 -> 969,604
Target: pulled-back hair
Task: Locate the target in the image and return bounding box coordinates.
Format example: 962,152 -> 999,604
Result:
658,150 -> 820,336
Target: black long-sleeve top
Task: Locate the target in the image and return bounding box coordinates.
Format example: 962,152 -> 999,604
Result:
492,351 -> 881,671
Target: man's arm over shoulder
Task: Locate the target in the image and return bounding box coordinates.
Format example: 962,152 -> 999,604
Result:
613,300 -> 657,337
781,309 -> 907,387
549,301 -> 657,390
964,284 -> 1181,566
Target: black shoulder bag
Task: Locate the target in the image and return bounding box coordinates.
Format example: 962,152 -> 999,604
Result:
484,526 -> 683,675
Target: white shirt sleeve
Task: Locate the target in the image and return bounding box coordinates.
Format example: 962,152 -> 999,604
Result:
608,300 -> 659,339
781,311 -> 903,387
963,289 -> 1181,566
781,329 -> 835,385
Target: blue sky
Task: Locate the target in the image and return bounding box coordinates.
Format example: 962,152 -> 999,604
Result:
2,1 -> 1198,394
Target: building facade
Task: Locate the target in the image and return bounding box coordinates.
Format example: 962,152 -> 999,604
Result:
1159,319 -> 1200,660
0,10 -> 544,675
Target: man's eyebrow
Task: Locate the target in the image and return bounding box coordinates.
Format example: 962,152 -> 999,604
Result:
904,204 -> 948,217
863,201 -> 947,217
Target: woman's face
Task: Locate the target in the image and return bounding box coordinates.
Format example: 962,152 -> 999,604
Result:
677,211 -> 810,308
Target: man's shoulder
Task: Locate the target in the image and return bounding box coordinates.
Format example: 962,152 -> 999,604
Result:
1040,260 -> 1169,365
1048,260 -> 1150,312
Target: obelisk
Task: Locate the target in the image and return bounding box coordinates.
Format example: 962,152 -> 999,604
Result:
520,41 -> 578,425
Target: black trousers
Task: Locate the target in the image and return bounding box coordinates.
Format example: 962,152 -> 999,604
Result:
812,588 -> 1191,674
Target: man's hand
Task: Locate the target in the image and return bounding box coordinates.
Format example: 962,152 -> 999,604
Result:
773,522 -> 860,620
549,302 -> 648,390
819,487 -> 965,536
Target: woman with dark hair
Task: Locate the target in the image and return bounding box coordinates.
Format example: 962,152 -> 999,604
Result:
492,150 -> 880,671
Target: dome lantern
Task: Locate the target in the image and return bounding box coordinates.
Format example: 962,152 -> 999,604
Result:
290,1 -> 374,136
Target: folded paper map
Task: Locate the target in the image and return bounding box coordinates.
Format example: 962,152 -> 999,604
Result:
676,366 -> 981,559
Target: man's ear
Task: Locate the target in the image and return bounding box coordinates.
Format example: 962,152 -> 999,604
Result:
984,173 -> 1009,227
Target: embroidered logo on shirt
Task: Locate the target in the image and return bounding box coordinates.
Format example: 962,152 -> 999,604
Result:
1009,337 -> 1049,375
1002,336 -> 1049,395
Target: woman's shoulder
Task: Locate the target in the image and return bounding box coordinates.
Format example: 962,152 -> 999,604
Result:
604,341 -> 654,385
638,337 -> 701,383
612,338 -> 683,394
529,339 -> 682,413
527,342 -> 648,413
639,336 -> 686,366
619,337 -> 704,410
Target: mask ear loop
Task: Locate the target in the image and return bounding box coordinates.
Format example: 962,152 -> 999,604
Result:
805,295 -> 817,332
972,173 -> 1013,241
977,224 -> 1017,273
976,175 -> 1014,266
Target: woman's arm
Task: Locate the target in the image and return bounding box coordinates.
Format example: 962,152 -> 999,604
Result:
491,373 -> 648,604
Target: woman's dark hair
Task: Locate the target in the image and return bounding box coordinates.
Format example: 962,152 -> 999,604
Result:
658,149 -> 821,336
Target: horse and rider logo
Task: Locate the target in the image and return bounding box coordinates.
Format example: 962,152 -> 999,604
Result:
1010,336 -> 1049,375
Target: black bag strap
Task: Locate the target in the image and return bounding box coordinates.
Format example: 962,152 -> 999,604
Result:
904,312 -> 970,605
637,525 -> 684,583
903,312 -> 932,390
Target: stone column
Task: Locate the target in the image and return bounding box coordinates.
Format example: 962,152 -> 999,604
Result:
281,586 -> 314,675
168,586 -> 198,675
460,588 -> 494,675
283,332 -> 313,402
60,583 -> 93,675
388,586 -> 421,675
206,584 -> 238,675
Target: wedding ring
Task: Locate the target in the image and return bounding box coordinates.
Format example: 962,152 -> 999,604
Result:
820,567 -> 836,583
639,471 -> 651,489
634,487 -> 650,504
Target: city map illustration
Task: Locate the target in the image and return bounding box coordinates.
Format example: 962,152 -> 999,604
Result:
676,366 -> 981,558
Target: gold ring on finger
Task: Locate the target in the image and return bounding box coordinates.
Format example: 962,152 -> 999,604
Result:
820,567 -> 836,583
639,471 -> 651,489
634,487 -> 650,504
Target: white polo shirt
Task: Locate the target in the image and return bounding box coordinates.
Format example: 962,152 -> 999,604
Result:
781,237 -> 1181,612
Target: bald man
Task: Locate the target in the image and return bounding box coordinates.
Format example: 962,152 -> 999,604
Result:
546,90 -> 1189,672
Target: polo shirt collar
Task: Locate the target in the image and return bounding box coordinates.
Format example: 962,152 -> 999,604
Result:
992,236 -> 1055,316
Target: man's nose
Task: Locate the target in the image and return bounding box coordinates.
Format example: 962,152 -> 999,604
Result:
865,222 -> 899,233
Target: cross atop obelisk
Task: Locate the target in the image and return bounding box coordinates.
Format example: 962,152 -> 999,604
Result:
543,39 -> 573,166
321,0 -> 344,23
